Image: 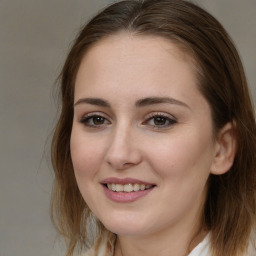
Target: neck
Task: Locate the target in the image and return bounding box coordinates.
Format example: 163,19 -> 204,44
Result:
114,222 -> 207,256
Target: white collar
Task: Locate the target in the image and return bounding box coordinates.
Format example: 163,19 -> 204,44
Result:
188,233 -> 211,256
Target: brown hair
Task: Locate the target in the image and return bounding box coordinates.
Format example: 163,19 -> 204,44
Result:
51,0 -> 256,255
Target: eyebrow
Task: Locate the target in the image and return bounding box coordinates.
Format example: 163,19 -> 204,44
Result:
74,98 -> 111,107
135,97 -> 190,109
74,97 -> 189,109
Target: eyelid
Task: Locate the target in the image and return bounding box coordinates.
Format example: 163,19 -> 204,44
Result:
79,111 -> 110,121
144,112 -> 176,121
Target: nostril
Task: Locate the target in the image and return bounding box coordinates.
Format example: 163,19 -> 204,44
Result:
106,159 -> 135,170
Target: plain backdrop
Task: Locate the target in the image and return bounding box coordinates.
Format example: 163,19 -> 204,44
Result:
0,1 -> 255,256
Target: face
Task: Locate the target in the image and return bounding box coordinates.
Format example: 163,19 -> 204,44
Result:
70,34 -> 217,237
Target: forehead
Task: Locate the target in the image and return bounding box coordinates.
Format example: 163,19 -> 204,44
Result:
83,33 -> 196,68
75,33 -> 199,94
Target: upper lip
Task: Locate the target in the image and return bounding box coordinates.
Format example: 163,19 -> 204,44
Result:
101,177 -> 155,186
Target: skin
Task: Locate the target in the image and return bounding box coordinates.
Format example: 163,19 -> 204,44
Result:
70,34 -> 235,256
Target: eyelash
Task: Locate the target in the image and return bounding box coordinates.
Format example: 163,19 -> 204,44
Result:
79,112 -> 177,129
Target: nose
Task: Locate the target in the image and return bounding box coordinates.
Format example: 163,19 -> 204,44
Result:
105,125 -> 142,170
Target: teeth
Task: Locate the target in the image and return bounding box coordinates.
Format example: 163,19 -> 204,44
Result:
134,184 -> 140,191
106,183 -> 153,192
115,184 -> 123,192
124,184 -> 133,192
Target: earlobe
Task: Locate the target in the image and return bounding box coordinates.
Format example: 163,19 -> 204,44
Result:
210,122 -> 237,175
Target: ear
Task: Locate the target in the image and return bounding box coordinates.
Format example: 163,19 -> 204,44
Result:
210,122 -> 237,175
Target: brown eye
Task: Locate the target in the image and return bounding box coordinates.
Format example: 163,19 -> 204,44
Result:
92,116 -> 105,125
153,116 -> 168,126
80,114 -> 110,127
143,113 -> 177,129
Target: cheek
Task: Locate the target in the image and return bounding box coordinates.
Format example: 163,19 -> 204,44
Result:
70,129 -> 103,180
144,133 -> 214,222
70,129 -> 107,211
145,130 -> 214,181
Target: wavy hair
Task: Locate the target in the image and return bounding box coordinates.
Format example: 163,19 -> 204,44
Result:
51,0 -> 256,255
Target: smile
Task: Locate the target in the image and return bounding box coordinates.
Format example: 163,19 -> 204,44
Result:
106,183 -> 154,192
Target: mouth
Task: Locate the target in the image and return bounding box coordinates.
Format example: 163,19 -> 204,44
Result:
104,183 -> 155,193
101,177 -> 156,202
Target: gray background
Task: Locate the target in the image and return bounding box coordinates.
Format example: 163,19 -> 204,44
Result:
0,1 -> 255,256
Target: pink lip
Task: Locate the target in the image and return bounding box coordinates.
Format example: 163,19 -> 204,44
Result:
101,177 -> 156,203
102,185 -> 155,203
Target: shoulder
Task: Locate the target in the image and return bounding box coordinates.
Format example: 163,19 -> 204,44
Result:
188,231 -> 256,256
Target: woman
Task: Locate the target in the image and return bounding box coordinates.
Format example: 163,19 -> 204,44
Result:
50,0 -> 256,255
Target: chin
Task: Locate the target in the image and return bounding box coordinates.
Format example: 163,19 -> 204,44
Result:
103,222 -> 155,236
105,224 -> 147,237
100,214 -> 149,236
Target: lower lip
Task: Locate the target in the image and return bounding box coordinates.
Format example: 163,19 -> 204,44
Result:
102,185 -> 155,203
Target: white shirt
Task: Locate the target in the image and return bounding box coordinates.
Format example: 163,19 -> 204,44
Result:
188,233 -> 211,256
